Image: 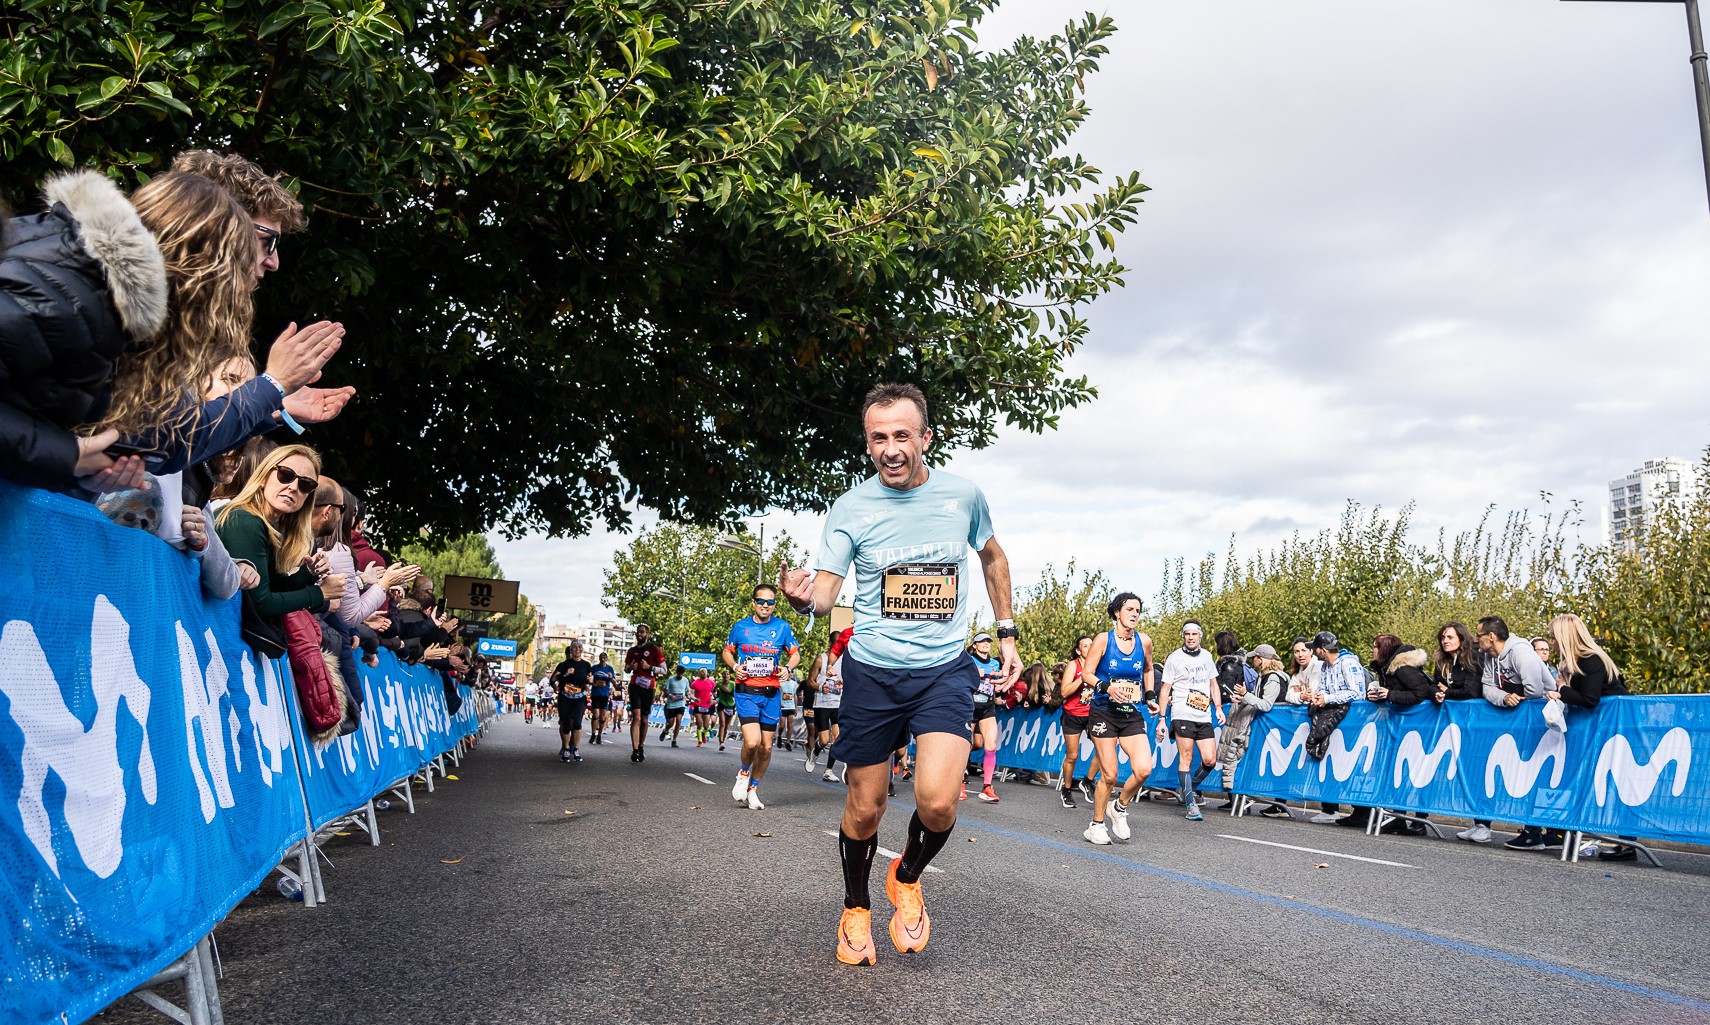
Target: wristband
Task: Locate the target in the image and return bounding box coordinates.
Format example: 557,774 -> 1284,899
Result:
259,373 -> 289,398
995,624 -> 1020,641
278,406 -> 306,435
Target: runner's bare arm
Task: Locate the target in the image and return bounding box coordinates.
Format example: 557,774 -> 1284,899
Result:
1080,633 -> 1108,690
977,537 -> 1021,684
786,645 -> 801,673
779,562 -> 842,617
721,643 -> 746,680
1059,659 -> 1083,700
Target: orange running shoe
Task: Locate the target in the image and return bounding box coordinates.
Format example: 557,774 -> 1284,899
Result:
885,857 -> 930,953
836,907 -> 877,966
959,783 -> 967,801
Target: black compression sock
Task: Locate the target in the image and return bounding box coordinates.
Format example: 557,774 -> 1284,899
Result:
839,830 -> 879,909
1191,761 -> 1215,789
895,811 -> 953,884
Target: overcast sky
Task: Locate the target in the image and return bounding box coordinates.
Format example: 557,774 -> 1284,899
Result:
495,0 -> 1710,630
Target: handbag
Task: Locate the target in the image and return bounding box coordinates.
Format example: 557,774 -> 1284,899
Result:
239,592 -> 288,660
284,609 -> 347,743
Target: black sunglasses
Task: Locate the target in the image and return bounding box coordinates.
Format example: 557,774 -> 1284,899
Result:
272,464 -> 319,496
753,598 -> 777,606
316,501 -> 347,512
254,223 -> 281,256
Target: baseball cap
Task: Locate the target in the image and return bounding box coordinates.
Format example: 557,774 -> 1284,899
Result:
1248,643 -> 1278,661
972,632 -> 993,644
1310,631 -> 1338,651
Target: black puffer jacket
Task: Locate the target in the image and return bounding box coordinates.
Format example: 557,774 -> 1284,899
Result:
1376,645 -> 1437,707
0,170 -> 167,487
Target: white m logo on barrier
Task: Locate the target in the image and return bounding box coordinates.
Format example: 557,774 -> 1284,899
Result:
1320,722 -> 1378,782
1013,715 -> 1044,756
1594,729 -> 1691,807
1258,723 -> 1310,777
1394,725 -> 1461,789
1485,730 -> 1565,798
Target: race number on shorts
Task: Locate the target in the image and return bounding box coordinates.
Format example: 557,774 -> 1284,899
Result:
881,562 -> 958,621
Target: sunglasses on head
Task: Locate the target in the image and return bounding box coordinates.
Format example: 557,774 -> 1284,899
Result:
272,464 -> 319,496
254,223 -> 281,256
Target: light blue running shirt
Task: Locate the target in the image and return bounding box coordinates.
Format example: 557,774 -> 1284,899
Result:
813,469 -> 995,670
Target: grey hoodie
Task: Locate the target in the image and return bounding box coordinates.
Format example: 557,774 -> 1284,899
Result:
1480,635 -> 1553,705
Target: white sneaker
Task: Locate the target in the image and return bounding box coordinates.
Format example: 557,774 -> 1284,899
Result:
732,770 -> 751,802
1309,812 -> 1341,824
1458,824 -> 1493,843
805,751 -> 817,773
746,787 -> 764,811
1108,802 -> 1132,841
1083,821 -> 1112,845
823,769 -> 840,783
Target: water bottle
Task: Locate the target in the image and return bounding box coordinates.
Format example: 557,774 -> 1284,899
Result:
276,876 -> 304,901
375,799 -> 391,811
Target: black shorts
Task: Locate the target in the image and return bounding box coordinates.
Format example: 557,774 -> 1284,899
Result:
813,707 -> 841,732
1171,719 -> 1217,741
590,694 -> 610,710
629,684 -> 656,710
664,705 -> 685,718
1059,711 -> 1090,736
1088,705 -> 1148,739
830,652 -> 976,768
557,700 -> 586,727
972,700 -> 998,723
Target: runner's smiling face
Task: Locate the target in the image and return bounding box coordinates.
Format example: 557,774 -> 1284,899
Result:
864,400 -> 932,490
752,586 -> 777,623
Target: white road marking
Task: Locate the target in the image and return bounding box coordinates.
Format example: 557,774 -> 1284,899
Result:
823,830 -> 943,873
684,773 -> 717,785
1216,834 -> 1415,868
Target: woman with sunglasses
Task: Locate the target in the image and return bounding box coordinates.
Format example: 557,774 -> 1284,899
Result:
215,444 -> 346,622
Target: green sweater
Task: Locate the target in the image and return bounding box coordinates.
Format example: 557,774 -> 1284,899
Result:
214,506 -> 327,619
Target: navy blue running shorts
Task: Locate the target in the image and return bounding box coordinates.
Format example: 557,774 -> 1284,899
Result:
830,651 -> 976,768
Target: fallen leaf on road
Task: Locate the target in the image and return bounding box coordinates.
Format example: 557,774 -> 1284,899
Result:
447,774 -> 459,781
564,810 -> 575,815
688,805 -> 699,810
334,831 -> 350,836
967,837 -> 977,843
440,858 -> 463,864
1315,863 -> 1329,869
753,832 -> 773,838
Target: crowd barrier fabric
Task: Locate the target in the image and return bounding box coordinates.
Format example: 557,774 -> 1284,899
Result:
983,697 -> 1705,843
0,484 -> 478,1025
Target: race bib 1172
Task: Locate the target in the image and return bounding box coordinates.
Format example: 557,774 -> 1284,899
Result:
881,562 -> 958,621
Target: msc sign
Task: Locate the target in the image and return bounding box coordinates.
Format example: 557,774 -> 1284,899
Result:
443,575 -> 520,615
476,637 -> 520,659
679,652 -> 718,671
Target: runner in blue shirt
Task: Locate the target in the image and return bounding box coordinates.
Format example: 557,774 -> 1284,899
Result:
722,584 -> 801,810
588,653 -> 617,744
966,632 -> 1005,803
779,383 -> 1019,968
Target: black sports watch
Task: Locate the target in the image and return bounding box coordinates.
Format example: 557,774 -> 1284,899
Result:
994,624 -> 1020,641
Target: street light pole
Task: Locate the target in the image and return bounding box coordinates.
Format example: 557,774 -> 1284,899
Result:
1564,0 -> 1710,215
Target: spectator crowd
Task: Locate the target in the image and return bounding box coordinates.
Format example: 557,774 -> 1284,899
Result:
1,153 -> 482,743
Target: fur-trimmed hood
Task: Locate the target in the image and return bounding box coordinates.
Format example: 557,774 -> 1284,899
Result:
1385,646 -> 1429,673
41,170 -> 167,340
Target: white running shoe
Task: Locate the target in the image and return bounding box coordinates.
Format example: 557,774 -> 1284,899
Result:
805,751 -> 817,773
1309,812 -> 1341,824
1108,802 -> 1132,840
732,770 -> 751,802
1083,821 -> 1112,846
823,769 -> 840,783
746,787 -> 764,811
1458,824 -> 1493,843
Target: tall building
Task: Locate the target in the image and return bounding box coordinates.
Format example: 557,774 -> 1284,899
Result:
1608,457 -> 1699,545
536,619 -> 634,662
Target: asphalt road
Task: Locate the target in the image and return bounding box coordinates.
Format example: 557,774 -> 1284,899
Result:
96,713 -> 1710,1025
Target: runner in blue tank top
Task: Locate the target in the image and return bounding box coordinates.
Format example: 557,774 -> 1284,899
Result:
1078,592 -> 1155,845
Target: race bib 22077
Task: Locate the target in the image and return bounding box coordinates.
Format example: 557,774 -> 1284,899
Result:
881,562 -> 958,621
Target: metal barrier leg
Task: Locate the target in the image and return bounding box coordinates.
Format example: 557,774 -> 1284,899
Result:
127,932 -> 221,1025
366,799 -> 380,847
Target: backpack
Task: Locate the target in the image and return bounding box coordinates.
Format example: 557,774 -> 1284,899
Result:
1215,654 -> 1245,695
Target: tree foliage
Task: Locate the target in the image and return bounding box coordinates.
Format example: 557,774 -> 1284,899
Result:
1009,559 -> 1109,666
0,0 -> 1144,539
602,522 -> 832,672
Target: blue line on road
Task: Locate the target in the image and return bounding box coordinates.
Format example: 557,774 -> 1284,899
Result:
966,819 -> 1710,1015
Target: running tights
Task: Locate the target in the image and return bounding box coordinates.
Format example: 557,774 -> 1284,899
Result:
895,811 -> 952,885
839,830 -> 879,909
981,749 -> 997,786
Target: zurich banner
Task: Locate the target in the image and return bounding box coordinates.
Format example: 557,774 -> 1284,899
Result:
986,697 -> 1704,843
0,484 -> 480,1025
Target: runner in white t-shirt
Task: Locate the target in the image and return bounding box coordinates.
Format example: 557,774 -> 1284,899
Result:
1155,620 -> 1222,822
807,627 -> 853,782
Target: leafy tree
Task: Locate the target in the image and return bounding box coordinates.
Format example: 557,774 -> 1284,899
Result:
603,522 -> 833,674
0,1 -> 1144,539
1008,559 -> 1110,667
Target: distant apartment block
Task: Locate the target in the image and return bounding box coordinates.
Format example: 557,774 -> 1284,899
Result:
1608,457 -> 1699,544
538,619 -> 634,660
